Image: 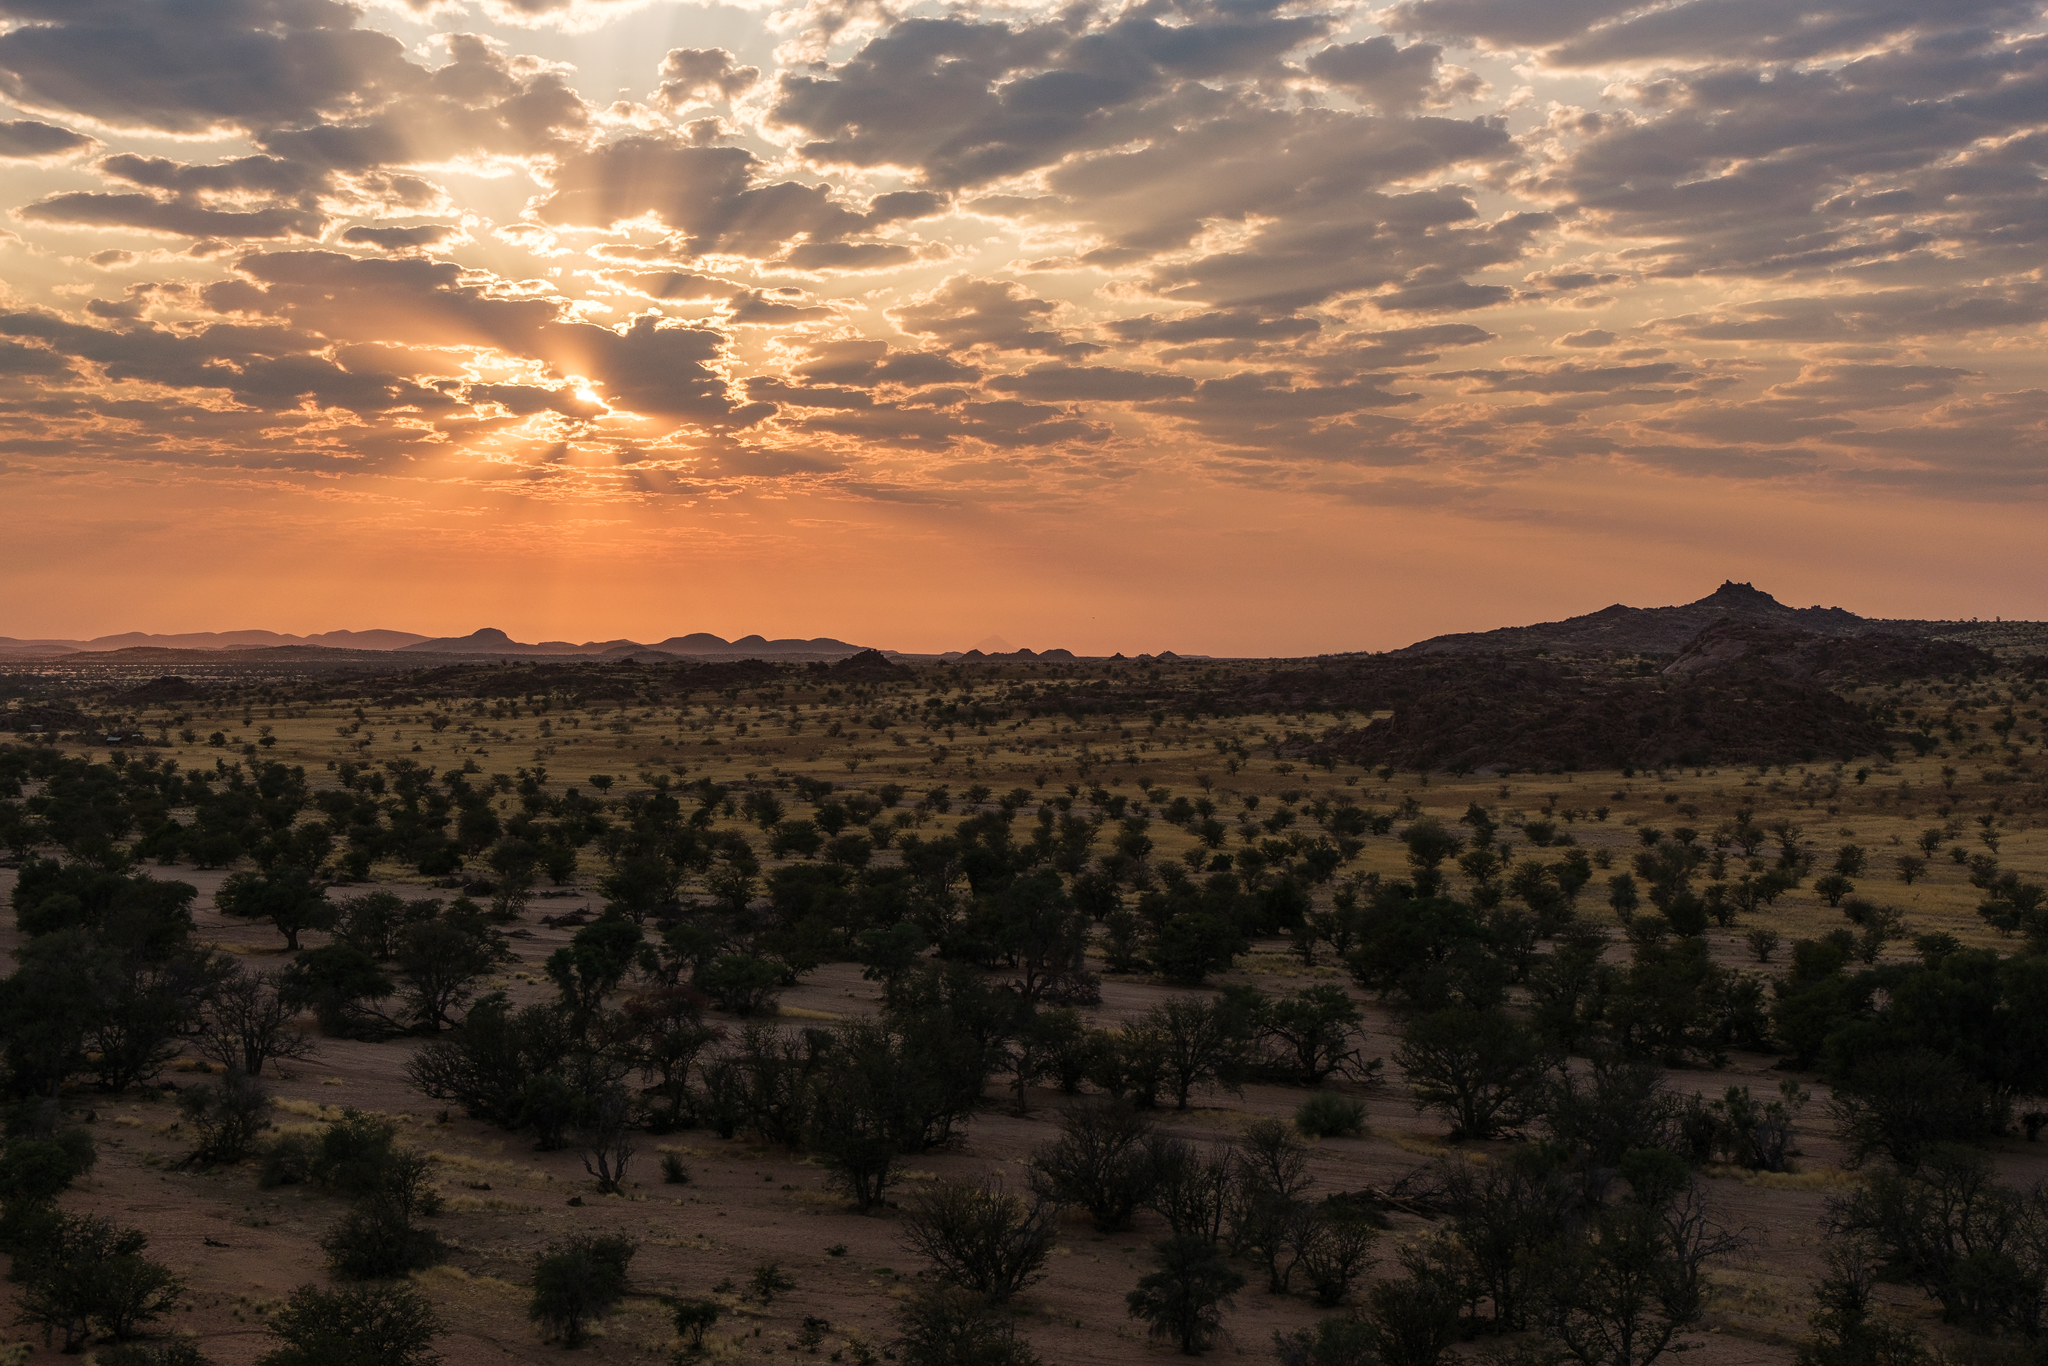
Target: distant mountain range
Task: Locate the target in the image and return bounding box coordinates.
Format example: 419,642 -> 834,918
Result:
394,628 -> 878,659
1399,581 -> 2048,658
0,626 -> 883,661
0,629 -> 433,657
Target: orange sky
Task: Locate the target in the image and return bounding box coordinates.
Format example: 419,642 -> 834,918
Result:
1,0 -> 2044,654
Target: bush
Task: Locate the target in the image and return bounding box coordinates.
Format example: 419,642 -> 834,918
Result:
900,1178 -> 1061,1304
1275,1316 -> 1377,1366
316,1121 -> 447,1280
1299,1196 -> 1383,1307
572,1085 -> 635,1195
1795,1241 -> 1931,1366
530,1235 -> 637,1346
320,1205 -> 447,1280
179,1068 -> 271,1163
258,1132 -> 318,1188
1829,1050 -> 2009,1169
668,1298 -> 723,1357
309,1110 -> 401,1197
1838,1147 -> 2048,1336
0,1131 -> 96,1252
1127,1235 -> 1244,1355
14,1214 -> 184,1352
893,1286 -> 1042,1366
749,1261 -> 795,1305
1295,1093 -> 1367,1139
1360,1258 -> 1462,1366
1030,1102 -> 1155,1232
256,1281 -> 443,1366
1146,1136 -> 1236,1247
99,1343 -> 214,1366
660,1152 -> 691,1185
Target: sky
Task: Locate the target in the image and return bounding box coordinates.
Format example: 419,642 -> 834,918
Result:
1,0 -> 2045,656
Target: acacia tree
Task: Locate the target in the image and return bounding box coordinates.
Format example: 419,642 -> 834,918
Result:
900,1178 -> 1061,1304
200,968 -> 317,1075
1127,1235 -> 1244,1355
15,1215 -> 183,1352
1395,1008 -> 1552,1140
1137,996 -> 1253,1110
393,914 -> 502,1031
217,866 -> 334,951
1550,1162 -> 1741,1366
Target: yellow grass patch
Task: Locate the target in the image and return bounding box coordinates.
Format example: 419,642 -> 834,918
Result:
1730,1166 -> 1863,1192
1388,1132 -> 1448,1157
424,1150 -> 555,1188
1238,953 -> 1340,980
442,1194 -> 538,1214
776,1006 -> 843,1021
412,1265 -> 522,1297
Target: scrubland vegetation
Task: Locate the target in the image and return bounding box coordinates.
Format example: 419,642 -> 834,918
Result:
0,646 -> 2045,1363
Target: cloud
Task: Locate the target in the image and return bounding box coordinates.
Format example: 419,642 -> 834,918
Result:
1,0 -> 2045,514
984,365 -> 1197,401
1305,37 -> 1483,112
0,118 -> 97,161
0,0 -> 424,136
530,136 -> 884,258
19,192 -> 325,239
1383,0 -> 2034,66
651,48 -> 760,109
1433,360 -> 1697,394
792,338 -> 981,388
891,276 -> 1102,358
1650,284 -> 2048,342
339,224 -> 471,253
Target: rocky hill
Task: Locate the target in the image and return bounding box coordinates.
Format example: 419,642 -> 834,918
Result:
1662,620 -> 2000,684
1398,581 -> 1878,656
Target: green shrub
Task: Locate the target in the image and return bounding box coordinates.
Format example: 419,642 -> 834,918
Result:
530,1235 -> 636,1347
1028,1102 -> 1154,1232
14,1214 -> 183,1352
899,1179 -> 1060,1304
256,1281 -> 443,1366
179,1069 -> 271,1163
320,1206 -> 447,1281
1295,1093 -> 1367,1139
1275,1315 -> 1377,1366
749,1261 -> 795,1305
659,1152 -> 691,1185
258,1132 -> 318,1188
1126,1235 -> 1244,1355
668,1298 -> 722,1357
892,1286 -> 1041,1366
311,1110 -> 399,1196
0,1132 -> 96,1253
98,1342 -> 214,1366
307,1111 -> 445,1279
